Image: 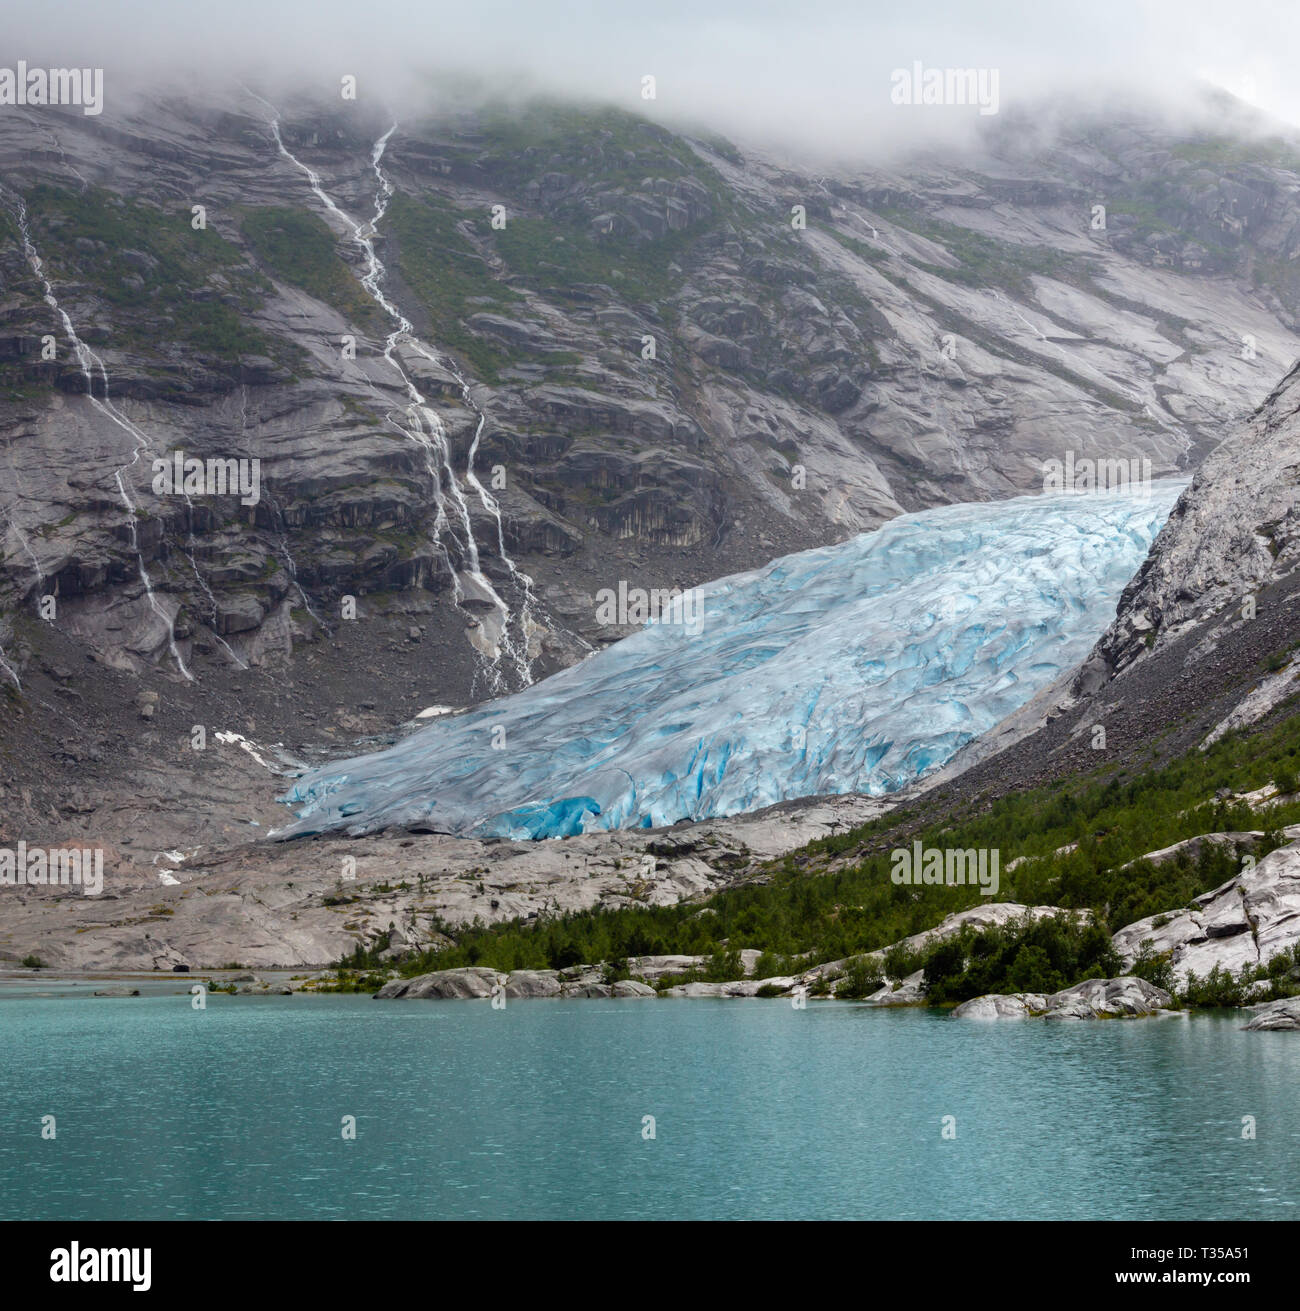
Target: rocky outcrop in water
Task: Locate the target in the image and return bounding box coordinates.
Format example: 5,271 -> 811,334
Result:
951,976 -> 1176,1019
1243,996 -> 1300,1030
374,966 -> 656,999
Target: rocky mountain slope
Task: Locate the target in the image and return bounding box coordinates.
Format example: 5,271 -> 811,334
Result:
6,86 -> 1300,970
3,88 -> 1300,707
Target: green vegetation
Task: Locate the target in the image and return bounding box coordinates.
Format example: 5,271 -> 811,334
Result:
910,914 -> 1120,1004
317,967 -> 391,994
470,99 -> 722,193
239,205 -> 382,330
382,191 -> 521,382
1180,944 -> 1300,1007
20,955 -> 43,969
382,99 -> 730,382
494,209 -> 692,305
0,360 -> 52,401
1168,135 -> 1300,172
371,698 -> 1300,1009
23,183 -> 282,365
820,224 -> 892,268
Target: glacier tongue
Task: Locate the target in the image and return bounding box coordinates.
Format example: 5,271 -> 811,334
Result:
278,482 -> 1185,839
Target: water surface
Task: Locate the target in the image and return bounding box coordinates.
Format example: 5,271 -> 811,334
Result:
1,995 -> 1293,1220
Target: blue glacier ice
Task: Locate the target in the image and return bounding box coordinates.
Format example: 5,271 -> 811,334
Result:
277,482 -> 1185,839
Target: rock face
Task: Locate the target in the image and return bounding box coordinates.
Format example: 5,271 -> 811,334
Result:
1085,359 -> 1300,682
950,993 -> 1048,1019
3,86 -> 1298,719
951,977 -> 1175,1019
376,967 -> 503,999
503,970 -> 563,999
1113,840 -> 1300,987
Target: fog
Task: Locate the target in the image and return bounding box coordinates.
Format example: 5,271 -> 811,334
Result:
7,0 -> 1300,161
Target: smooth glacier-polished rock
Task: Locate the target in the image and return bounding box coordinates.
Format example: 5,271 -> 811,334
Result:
1243,997 -> 1300,1030
1113,839 -> 1300,987
952,976 -> 1175,1020
280,483 -> 1183,839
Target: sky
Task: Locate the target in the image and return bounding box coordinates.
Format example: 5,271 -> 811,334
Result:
8,0 -> 1300,158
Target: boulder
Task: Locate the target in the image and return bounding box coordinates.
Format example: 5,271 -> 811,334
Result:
375,967 -> 504,999
863,969 -> 927,1006
1243,997 -> 1300,1031
625,954 -> 706,981
951,992 -> 1047,1019
503,969 -> 562,999
952,976 -> 1174,1020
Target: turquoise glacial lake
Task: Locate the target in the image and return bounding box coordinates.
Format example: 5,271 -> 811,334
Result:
1,994 -> 1296,1220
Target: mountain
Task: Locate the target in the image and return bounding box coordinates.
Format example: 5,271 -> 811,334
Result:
3,88 -> 1300,698
5,83 -> 1300,969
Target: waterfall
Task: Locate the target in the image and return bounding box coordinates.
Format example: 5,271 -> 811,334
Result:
246,91 -> 534,692
7,190 -> 193,681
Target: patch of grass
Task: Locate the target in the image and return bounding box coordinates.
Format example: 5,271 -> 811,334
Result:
493,209 -> 691,305
470,99 -> 717,192
1169,135 -> 1300,171
876,205 -> 1089,297
23,183 -> 282,365
382,192 -> 521,383
239,205 -> 383,330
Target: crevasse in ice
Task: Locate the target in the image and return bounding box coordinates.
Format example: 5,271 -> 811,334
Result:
277,482 -> 1184,839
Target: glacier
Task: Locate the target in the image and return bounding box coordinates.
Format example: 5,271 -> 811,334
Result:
277,481 -> 1185,840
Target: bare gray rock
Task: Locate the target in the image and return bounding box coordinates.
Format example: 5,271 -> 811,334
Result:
375,967 -> 503,999
1243,997 -> 1300,1030
561,982 -> 613,998
1044,976 -> 1175,1018
1113,839 -> 1300,987
503,970 -> 562,999
863,970 -> 928,1006
952,976 -> 1174,1020
950,993 -> 1047,1019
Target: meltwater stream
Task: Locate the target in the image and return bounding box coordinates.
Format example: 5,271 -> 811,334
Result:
279,481 -> 1184,840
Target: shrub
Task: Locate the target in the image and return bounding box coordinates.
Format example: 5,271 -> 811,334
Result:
1129,940 -> 1176,993
921,915 -> 1121,1004
837,956 -> 885,1000
1182,963 -> 1251,1008
703,947 -> 743,981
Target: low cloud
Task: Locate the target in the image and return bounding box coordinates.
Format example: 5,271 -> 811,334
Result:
10,0 -> 1300,162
